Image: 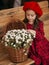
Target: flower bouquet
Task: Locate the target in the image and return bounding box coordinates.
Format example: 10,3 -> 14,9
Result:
2,29 -> 35,62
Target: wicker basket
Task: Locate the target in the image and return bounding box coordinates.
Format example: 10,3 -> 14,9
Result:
4,20 -> 29,62
6,46 -> 28,63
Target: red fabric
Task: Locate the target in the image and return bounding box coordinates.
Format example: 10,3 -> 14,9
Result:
23,1 -> 43,17
26,21 -> 49,65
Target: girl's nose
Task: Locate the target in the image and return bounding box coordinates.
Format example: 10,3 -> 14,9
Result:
29,15 -> 32,19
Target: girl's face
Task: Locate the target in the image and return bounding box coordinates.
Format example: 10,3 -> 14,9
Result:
26,10 -> 36,24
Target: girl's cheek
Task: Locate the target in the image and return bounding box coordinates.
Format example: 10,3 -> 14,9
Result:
33,15 -> 36,19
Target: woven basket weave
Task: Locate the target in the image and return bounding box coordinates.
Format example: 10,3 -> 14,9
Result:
6,46 -> 28,62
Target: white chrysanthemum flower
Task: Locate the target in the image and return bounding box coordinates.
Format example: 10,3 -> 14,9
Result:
13,29 -> 17,32
5,35 -> 8,39
11,43 -> 13,45
16,39 -> 19,43
5,42 -> 8,46
22,37 -> 25,42
18,41 -> 22,44
28,34 -> 32,39
33,35 -> 36,38
10,36 -> 14,39
6,39 -> 9,42
13,44 -> 16,47
23,44 -> 26,47
26,39 -> 32,43
3,29 -> 35,48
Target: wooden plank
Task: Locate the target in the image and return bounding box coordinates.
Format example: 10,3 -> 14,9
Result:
40,12 -> 49,21
0,58 -> 35,65
44,20 -> 49,25
44,25 -> 49,40
17,59 -> 35,65
38,1 -> 48,8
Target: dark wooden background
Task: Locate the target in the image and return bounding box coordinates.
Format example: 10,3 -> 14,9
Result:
0,0 -> 49,10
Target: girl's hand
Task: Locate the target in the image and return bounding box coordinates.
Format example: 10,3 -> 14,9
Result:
27,29 -> 36,38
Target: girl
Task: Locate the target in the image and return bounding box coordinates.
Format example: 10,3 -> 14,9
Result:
23,1 -> 49,65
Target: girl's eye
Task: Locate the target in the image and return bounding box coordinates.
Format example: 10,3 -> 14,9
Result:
27,14 -> 34,17
27,14 -> 30,16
